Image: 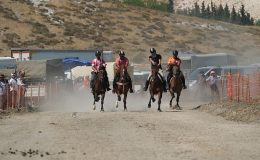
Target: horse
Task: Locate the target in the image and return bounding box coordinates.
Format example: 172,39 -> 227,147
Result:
168,65 -> 183,110
115,68 -> 130,111
148,66 -> 163,112
92,68 -> 106,112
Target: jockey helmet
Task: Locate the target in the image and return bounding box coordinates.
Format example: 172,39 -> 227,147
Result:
150,48 -> 156,54
119,50 -> 125,56
95,50 -> 102,57
172,50 -> 178,57
210,70 -> 215,75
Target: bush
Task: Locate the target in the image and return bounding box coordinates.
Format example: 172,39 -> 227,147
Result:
256,19 -> 260,26
124,0 -> 168,12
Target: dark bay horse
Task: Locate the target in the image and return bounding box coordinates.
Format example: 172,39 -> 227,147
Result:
148,67 -> 163,112
169,65 -> 183,110
92,69 -> 106,112
115,68 -> 130,111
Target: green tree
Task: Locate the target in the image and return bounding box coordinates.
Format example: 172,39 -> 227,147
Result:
194,2 -> 200,17
201,1 -> 206,18
240,4 -> 247,25
216,4 -> 224,20
168,0 -> 174,13
230,6 -> 237,23
211,1 -> 217,19
223,4 -> 230,22
205,4 -> 211,19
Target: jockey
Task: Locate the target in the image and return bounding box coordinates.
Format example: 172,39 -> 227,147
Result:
90,50 -> 111,92
166,50 -> 187,89
143,48 -> 167,92
112,50 -> 134,93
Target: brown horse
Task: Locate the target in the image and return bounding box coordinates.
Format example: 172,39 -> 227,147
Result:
92,69 -> 106,112
148,67 -> 163,112
169,65 -> 183,110
115,68 -> 130,111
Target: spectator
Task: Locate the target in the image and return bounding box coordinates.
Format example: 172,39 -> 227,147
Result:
9,73 -> 18,108
206,70 -> 220,100
0,74 -> 6,111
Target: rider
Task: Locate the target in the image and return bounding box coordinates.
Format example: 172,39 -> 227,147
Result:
90,50 -> 111,92
112,50 -> 134,93
166,50 -> 187,89
143,48 -> 167,92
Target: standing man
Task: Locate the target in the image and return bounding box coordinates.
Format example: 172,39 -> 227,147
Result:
206,70 -> 220,98
9,73 -> 18,108
0,74 -> 6,111
90,50 -> 111,92
112,50 -> 134,93
143,48 -> 167,92
166,50 -> 187,89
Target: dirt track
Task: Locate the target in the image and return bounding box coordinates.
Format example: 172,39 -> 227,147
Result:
1,100 -> 260,160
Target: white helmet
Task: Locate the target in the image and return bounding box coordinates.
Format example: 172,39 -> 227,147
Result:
210,70 -> 215,74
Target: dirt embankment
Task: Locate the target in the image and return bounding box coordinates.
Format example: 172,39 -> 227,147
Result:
196,102 -> 260,123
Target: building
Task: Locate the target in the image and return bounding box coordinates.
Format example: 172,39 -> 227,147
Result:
11,48 -> 113,62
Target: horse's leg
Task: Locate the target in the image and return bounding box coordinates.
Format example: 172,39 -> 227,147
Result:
169,92 -> 174,108
148,96 -> 152,108
100,93 -> 105,112
123,93 -> 127,111
93,93 -> 96,110
157,92 -> 162,112
176,92 -> 182,110
115,94 -> 119,109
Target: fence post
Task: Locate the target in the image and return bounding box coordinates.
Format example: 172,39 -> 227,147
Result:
38,84 -> 40,105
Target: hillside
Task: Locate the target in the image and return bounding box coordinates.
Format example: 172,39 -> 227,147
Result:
0,0 -> 260,64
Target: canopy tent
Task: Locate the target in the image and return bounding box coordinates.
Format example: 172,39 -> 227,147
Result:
63,58 -> 91,71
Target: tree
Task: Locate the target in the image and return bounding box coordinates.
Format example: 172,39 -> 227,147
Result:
230,6 -> 237,23
205,4 -> 211,19
194,2 -> 200,17
216,4 -> 224,20
211,1 -> 217,19
168,0 -> 174,13
223,4 -> 230,22
240,4 -> 247,25
201,1 -> 206,18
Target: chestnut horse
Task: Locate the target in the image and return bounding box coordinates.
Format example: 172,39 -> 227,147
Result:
169,65 -> 183,110
115,68 -> 130,111
148,66 -> 163,112
92,68 -> 106,112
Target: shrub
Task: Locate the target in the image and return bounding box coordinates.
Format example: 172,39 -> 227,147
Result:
256,19 -> 260,26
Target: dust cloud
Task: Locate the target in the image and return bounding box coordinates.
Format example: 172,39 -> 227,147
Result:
39,87 -> 210,112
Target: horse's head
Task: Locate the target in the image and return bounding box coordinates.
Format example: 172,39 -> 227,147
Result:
119,68 -> 127,82
172,65 -> 180,76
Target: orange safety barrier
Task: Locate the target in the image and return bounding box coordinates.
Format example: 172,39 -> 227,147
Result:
225,72 -> 260,103
0,83 -> 46,112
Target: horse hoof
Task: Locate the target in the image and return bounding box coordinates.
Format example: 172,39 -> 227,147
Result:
157,109 -> 162,112
93,106 -> 96,110
148,104 -> 151,108
124,108 -> 127,112
100,109 -> 104,112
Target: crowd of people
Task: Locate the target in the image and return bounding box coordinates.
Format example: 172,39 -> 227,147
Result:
0,71 -> 26,111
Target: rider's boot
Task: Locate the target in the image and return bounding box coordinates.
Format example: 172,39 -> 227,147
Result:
129,81 -> 134,93
163,80 -> 167,92
181,76 -> 187,89
143,80 -> 149,91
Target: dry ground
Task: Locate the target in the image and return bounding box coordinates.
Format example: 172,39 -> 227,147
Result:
0,92 -> 260,160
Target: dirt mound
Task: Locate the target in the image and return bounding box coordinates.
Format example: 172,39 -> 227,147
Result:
196,102 -> 260,123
